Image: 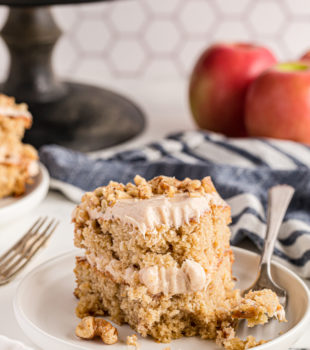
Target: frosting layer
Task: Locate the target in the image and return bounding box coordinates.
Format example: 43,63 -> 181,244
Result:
0,106 -> 32,119
86,253 -> 209,295
139,259 -> 208,295
89,192 -> 226,234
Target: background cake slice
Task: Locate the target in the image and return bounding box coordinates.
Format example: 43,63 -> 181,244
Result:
0,94 -> 32,141
73,175 -> 237,342
0,94 -> 38,198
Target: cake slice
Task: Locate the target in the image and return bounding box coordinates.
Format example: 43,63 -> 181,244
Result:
0,94 -> 32,141
73,175 -> 286,347
73,175 -> 239,342
0,94 -> 38,198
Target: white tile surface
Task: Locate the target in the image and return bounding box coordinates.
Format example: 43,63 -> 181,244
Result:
109,38 -> 146,75
144,19 -> 180,55
283,21 -> 310,56
0,0 -> 309,81
178,1 -> 216,35
248,2 -> 286,36
109,1 -> 146,34
214,0 -> 252,15
75,19 -> 110,53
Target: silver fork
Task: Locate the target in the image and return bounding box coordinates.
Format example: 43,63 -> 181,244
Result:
243,185 -> 295,308
0,217 -> 58,285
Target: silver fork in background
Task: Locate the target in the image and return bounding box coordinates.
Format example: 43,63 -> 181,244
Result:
0,217 -> 58,286
243,185 -> 295,308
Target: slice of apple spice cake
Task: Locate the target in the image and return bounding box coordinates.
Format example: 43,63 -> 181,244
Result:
73,175 -> 286,345
0,94 -> 38,198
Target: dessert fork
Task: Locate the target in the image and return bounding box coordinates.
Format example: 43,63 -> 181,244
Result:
0,217 -> 58,285
243,185 -> 295,309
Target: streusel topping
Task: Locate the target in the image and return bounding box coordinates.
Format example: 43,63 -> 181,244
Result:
87,175 -> 217,209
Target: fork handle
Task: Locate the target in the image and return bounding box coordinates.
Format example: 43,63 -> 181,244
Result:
260,185 -> 295,269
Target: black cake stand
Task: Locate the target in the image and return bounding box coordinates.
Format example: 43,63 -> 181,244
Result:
0,0 -> 145,151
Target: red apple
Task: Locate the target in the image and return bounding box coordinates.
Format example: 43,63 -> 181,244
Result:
245,62 -> 310,144
189,43 -> 277,137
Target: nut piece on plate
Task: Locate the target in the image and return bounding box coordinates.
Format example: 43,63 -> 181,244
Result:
126,334 -> 139,347
75,316 -> 118,345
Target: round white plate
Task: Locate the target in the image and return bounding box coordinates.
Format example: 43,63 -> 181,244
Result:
0,163 -> 49,225
0,335 -> 34,350
14,247 -> 310,350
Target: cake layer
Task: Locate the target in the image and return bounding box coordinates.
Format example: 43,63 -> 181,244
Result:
84,251 -> 229,296
75,204 -> 231,274
74,255 -> 236,342
73,176 -> 232,272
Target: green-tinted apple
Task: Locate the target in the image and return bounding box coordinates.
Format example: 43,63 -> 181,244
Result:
245,62 -> 310,144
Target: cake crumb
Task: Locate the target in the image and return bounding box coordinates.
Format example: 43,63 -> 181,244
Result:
222,335 -> 267,350
126,334 -> 139,348
231,289 -> 286,327
216,326 -> 267,350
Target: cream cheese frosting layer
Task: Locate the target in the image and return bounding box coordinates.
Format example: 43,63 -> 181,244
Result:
139,260 -> 208,295
85,253 -> 210,295
88,192 -> 227,234
0,106 -> 32,119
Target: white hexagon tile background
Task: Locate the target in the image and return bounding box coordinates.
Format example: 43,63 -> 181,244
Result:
0,0 -> 309,83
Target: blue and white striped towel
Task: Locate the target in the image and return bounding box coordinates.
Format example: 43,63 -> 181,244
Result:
40,130 -> 310,278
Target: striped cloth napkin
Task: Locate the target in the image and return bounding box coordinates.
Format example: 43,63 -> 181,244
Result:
40,130 -> 310,278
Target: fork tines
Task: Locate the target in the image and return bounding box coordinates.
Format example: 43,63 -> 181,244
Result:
0,217 -> 58,285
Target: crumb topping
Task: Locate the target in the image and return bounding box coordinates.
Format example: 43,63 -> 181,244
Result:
0,94 -> 32,122
89,175 -> 216,207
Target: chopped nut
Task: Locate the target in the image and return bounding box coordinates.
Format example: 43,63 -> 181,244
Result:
134,175 -> 147,186
75,316 -> 96,339
75,316 -> 118,345
126,334 -> 138,346
96,318 -> 118,344
201,176 -> 216,193
188,179 -> 201,190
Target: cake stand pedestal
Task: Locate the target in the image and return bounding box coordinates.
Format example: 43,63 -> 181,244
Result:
0,1 -> 145,151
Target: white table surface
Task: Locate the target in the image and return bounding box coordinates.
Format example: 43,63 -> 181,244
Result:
0,78 -> 309,349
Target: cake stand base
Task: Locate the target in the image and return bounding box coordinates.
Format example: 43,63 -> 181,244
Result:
21,82 -> 145,152
0,6 -> 145,152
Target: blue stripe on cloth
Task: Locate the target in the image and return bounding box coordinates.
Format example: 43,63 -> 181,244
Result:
231,229 -> 300,264
279,230 -> 310,246
260,140 -> 310,168
202,134 -> 271,167
231,207 -> 266,225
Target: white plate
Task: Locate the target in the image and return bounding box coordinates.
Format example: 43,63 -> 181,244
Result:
0,335 -> 34,350
14,248 -> 310,350
0,163 -> 49,225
